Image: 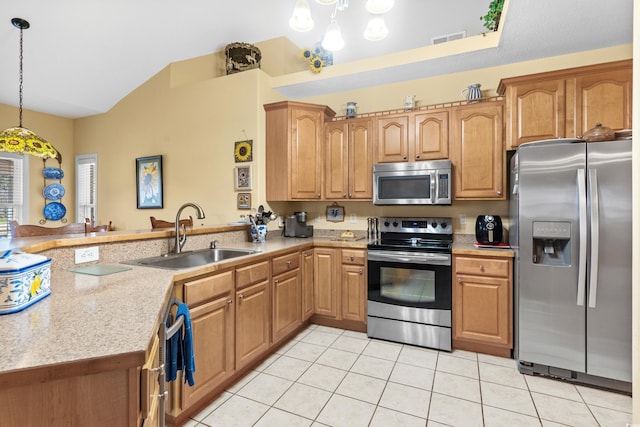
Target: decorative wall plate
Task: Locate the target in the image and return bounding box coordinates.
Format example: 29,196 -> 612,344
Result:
43,183 -> 65,200
43,167 -> 64,180
43,202 -> 66,221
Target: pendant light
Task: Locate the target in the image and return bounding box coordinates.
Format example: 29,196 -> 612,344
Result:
0,18 -> 61,163
364,16 -> 389,41
322,18 -> 345,51
289,0 -> 315,32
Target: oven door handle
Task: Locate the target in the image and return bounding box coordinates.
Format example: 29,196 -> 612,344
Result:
367,250 -> 451,266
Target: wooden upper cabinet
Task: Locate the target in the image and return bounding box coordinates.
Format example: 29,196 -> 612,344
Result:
325,118 -> 373,200
498,59 -> 632,150
413,110 -> 449,160
264,101 -> 336,201
375,114 -> 410,163
502,79 -> 566,149
451,102 -> 505,200
574,68 -> 632,137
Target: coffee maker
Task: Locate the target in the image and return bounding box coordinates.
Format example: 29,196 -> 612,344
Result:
284,211 -> 314,238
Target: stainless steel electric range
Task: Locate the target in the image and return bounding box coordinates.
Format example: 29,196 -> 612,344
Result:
367,216 -> 453,351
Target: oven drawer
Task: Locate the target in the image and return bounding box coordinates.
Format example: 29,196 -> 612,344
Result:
454,256 -> 509,278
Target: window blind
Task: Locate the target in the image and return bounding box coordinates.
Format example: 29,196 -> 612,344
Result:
76,154 -> 97,223
0,156 -> 25,238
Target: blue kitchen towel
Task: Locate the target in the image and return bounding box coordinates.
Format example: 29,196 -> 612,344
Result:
165,313 -> 178,382
175,303 -> 196,386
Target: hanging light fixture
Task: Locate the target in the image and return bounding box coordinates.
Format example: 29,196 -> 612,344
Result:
290,0 -> 393,52
363,16 -> 389,41
289,0 -> 315,32
322,18 -> 345,51
0,18 -> 61,163
365,0 -> 395,14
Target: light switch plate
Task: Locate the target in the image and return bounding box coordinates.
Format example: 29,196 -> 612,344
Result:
459,214 -> 467,225
350,213 -> 357,223
75,246 -> 99,264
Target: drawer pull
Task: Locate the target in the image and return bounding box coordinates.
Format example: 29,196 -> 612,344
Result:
350,256 -> 354,262
479,265 -> 485,272
287,260 -> 292,267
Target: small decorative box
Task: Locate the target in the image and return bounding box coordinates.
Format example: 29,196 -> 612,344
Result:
0,251 -> 51,315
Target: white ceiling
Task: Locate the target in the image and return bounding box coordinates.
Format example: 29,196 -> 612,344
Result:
0,0 -> 633,119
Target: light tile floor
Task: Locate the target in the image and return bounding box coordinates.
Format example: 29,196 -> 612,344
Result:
181,324 -> 632,427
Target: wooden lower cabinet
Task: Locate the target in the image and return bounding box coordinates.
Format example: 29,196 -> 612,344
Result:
235,280 -> 270,370
271,251 -> 302,344
314,247 -> 367,328
313,248 -> 339,318
301,249 -> 314,320
140,334 -> 161,427
452,254 -> 513,357
181,292 -> 235,409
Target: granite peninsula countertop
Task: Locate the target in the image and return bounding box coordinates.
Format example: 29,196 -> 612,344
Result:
0,227 -> 512,386
0,229 -> 368,387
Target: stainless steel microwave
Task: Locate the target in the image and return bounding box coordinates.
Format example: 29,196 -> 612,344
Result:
373,160 -> 452,205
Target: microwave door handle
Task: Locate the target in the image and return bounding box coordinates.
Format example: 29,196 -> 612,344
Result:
576,169 -> 587,307
588,168 -> 599,308
430,171 -> 436,203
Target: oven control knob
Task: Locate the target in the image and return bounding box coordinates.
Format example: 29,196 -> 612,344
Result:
384,221 -> 390,227
431,222 -> 437,228
441,222 -> 448,229
392,221 -> 399,227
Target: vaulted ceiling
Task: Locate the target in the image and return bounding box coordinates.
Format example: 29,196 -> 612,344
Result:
0,0 -> 633,119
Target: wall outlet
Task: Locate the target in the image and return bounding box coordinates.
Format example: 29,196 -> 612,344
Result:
278,217 -> 284,228
350,213 -> 357,223
459,214 -> 467,225
75,246 -> 99,264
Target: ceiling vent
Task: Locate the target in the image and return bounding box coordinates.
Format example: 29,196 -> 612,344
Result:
431,30 -> 466,45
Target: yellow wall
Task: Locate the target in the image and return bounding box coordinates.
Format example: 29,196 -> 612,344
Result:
0,104 -> 75,226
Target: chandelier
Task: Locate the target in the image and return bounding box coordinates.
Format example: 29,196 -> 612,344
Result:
0,18 -> 61,163
289,0 -> 395,51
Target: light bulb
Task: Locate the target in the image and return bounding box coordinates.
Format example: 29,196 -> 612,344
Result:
289,0 -> 314,32
314,0 -> 337,4
322,19 -> 345,51
364,16 -> 388,41
365,0 -> 394,14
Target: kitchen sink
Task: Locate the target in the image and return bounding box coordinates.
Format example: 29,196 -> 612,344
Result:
123,247 -> 260,270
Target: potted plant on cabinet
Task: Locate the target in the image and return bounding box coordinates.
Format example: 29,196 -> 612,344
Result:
480,0 -> 504,32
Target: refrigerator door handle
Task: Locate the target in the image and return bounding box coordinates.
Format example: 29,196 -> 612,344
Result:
577,169 -> 587,306
588,168 -> 599,308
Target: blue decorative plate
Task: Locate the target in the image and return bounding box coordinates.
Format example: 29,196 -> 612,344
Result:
43,183 -> 65,200
43,167 -> 64,180
43,202 -> 66,221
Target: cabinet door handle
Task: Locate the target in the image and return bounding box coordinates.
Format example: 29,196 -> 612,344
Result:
497,190 -> 502,196
343,194 -> 347,198
227,299 -> 233,305
274,279 -> 279,284
402,156 -> 407,160
348,194 -> 352,198
457,277 -> 462,283
239,294 -> 244,301
304,253 -> 311,258
316,193 -> 321,198
359,268 -> 363,274
416,155 -> 420,159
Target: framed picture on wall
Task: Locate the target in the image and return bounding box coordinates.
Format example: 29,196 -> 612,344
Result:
237,193 -> 251,209
234,165 -> 252,190
136,155 -> 163,209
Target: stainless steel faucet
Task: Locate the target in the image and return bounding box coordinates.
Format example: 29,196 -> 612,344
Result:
174,202 -> 205,253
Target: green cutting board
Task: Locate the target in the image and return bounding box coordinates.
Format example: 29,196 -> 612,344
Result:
69,264 -> 132,276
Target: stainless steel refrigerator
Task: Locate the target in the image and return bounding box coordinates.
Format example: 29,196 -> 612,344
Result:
512,137 -> 632,392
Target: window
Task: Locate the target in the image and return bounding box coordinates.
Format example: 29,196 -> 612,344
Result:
0,154 -> 29,238
76,154 -> 97,223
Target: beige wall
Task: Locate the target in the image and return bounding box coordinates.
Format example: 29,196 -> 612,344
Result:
0,104 -> 75,226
